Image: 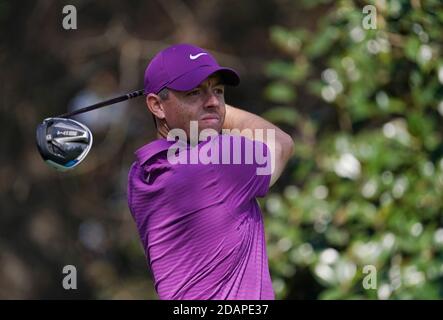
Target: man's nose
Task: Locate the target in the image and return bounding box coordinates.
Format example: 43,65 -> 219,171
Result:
203,91 -> 220,108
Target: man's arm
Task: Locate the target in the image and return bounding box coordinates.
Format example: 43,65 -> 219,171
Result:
223,104 -> 294,187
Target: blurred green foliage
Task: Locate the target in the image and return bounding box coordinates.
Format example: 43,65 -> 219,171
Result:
263,0 -> 443,299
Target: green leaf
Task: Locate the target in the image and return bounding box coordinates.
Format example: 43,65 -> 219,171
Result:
262,106 -> 300,126
265,60 -> 309,83
270,26 -> 303,53
405,37 -> 421,61
306,27 -> 339,58
264,82 -> 296,103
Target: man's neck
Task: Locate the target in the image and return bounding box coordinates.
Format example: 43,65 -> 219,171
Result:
156,131 -> 166,139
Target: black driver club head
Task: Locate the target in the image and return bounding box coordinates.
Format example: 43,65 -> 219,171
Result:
36,118 -> 93,171
35,89 -> 144,171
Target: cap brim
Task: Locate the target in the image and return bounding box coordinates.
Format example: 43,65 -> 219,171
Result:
166,66 -> 240,92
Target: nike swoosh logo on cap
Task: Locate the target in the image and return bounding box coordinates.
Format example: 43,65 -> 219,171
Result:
190,53 -> 208,60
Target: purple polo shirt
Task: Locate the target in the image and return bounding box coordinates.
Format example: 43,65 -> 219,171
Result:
127,133 -> 274,300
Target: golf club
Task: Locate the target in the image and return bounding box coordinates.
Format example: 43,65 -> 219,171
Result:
36,89 -> 145,171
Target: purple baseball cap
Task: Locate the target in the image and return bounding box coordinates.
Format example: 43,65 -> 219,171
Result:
144,44 -> 240,95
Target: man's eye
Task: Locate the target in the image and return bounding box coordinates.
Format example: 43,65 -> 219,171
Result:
187,90 -> 200,96
214,88 -> 224,95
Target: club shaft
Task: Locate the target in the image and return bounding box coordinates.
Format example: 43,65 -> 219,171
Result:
57,89 -> 145,118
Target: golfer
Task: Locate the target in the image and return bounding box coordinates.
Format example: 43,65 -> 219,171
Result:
127,44 -> 293,300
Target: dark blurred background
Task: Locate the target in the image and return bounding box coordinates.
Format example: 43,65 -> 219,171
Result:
1,0 -> 443,299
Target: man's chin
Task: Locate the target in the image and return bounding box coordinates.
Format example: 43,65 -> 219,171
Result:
198,120 -> 222,133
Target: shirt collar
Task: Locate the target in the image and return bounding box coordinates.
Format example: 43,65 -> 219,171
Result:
135,138 -> 176,165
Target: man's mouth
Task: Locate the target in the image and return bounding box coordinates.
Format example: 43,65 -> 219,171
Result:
200,114 -> 220,123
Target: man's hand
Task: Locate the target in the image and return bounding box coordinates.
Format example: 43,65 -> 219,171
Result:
223,104 -> 294,187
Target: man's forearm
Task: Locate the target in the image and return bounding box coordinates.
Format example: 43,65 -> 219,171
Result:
223,104 -> 294,186
223,104 -> 291,146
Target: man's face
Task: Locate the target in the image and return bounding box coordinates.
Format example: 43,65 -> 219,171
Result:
161,74 -> 226,137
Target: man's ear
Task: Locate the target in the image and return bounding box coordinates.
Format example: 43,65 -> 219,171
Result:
146,94 -> 166,120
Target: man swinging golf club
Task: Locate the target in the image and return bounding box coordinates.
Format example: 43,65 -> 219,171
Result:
127,44 -> 293,300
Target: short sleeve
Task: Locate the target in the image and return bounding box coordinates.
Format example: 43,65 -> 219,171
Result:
215,134 -> 272,206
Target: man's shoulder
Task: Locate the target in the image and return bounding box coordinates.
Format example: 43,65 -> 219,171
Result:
134,139 -> 176,166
